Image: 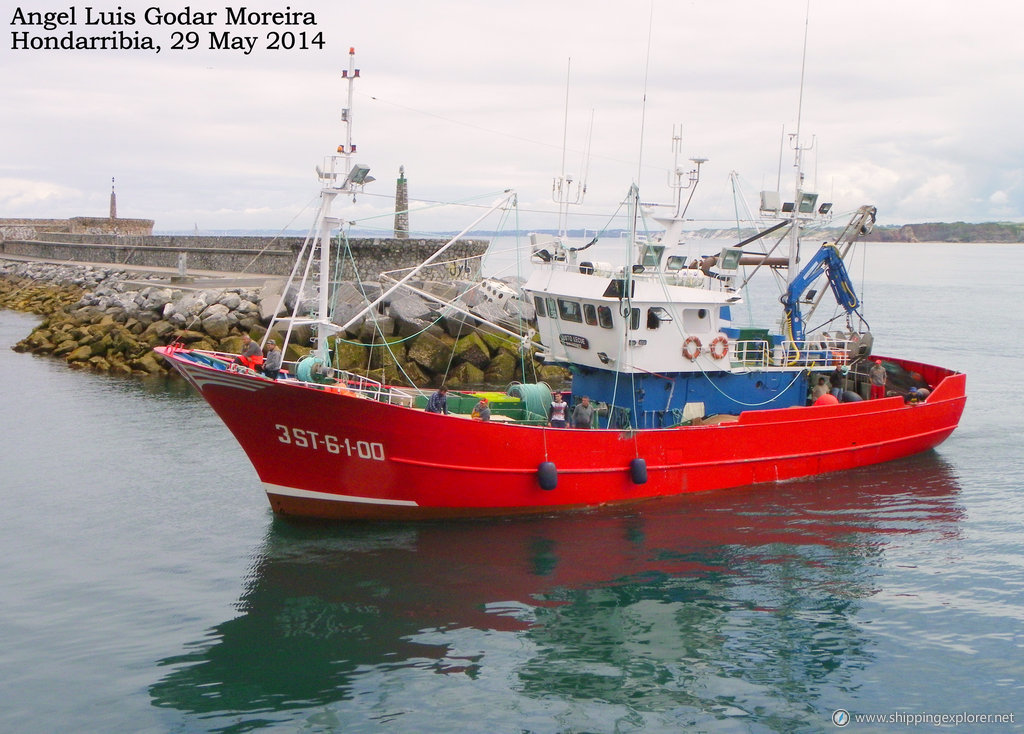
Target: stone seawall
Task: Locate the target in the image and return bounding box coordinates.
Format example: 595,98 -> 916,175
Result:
1,258 -> 567,389
0,216 -> 154,240
1,232 -> 488,281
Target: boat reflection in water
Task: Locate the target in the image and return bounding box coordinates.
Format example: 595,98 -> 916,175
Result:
150,453 -> 963,728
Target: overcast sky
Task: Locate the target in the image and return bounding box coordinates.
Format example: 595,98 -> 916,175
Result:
3,0 -> 1022,235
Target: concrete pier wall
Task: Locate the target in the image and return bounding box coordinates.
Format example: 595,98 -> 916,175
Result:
0,227 -> 487,281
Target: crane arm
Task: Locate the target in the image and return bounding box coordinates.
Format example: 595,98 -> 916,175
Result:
782,243 -> 860,342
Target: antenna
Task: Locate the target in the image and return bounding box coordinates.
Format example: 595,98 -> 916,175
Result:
635,2 -> 655,185
776,123 -> 784,194
665,125 -> 706,219
559,58 -> 571,192
786,1 -> 814,278
579,109 -> 594,199
552,58 -> 589,236
793,2 -> 810,156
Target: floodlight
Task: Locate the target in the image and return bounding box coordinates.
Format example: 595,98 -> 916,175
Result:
798,192 -> 819,213
345,164 -> 373,186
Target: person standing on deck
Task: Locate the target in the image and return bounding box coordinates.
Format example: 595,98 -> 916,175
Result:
549,393 -> 568,427
869,358 -> 887,399
571,395 -> 594,429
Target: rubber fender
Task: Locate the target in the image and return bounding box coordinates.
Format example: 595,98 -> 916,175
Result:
537,461 -> 558,491
629,457 -> 648,485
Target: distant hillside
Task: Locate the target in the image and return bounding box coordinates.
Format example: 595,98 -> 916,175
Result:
861,222 -> 1024,243
685,221 -> 1024,244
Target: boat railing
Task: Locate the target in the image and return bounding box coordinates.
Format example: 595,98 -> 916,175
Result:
730,336 -> 857,370
539,258 -> 736,293
184,348 -> 416,405
318,366 -> 418,407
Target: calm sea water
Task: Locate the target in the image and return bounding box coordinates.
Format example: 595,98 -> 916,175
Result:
2,243 -> 1023,733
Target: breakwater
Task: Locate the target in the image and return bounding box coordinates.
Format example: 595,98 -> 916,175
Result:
0,259 -> 568,389
0,230 -> 488,281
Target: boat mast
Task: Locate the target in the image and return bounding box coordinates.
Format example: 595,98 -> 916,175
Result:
302,47 -> 373,358
786,2 -> 813,280
323,47 -> 359,344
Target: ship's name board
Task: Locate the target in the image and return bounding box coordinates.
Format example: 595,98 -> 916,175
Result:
559,334 -> 589,349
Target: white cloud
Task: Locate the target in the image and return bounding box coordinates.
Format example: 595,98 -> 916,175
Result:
3,0 -> 1023,231
0,178 -> 84,212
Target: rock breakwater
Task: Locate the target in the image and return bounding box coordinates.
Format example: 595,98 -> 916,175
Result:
1,260 -> 568,389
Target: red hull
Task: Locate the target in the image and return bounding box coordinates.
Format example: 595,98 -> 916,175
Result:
158,347 -> 966,520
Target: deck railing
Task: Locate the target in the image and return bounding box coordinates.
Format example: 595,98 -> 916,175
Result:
730,337 -> 859,370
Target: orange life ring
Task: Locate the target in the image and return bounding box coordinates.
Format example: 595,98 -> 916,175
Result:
682,336 -> 702,361
710,335 -> 729,360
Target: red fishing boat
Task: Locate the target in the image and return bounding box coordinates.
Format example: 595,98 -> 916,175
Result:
157,51 -> 965,520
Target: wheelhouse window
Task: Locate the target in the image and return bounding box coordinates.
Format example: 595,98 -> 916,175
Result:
583,304 -> 598,326
597,305 -> 614,329
558,299 -> 583,323
630,308 -> 640,330
546,297 -> 557,319
534,296 -> 547,318
647,306 -> 673,329
666,256 -> 686,271
602,279 -> 635,299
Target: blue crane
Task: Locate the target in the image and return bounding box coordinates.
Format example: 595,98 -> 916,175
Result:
781,243 -> 861,342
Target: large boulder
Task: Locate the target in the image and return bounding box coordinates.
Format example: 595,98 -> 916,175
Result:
484,351 -> 518,386
89,333 -> 114,357
390,293 -> 436,338
447,361 -> 486,388
406,331 -> 453,375
331,281 -> 379,331
358,316 -> 394,342
394,359 -> 430,388
453,332 -> 491,370
178,292 -> 209,318
217,291 -> 242,311
141,320 -> 177,343
258,278 -> 289,322
200,303 -> 232,339
537,364 -> 571,387
440,309 -> 477,338
333,338 -> 369,372
174,329 -> 207,344
139,287 -> 175,312
480,330 -> 521,355
66,345 -> 93,362
131,351 -> 166,374
367,339 -> 406,370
